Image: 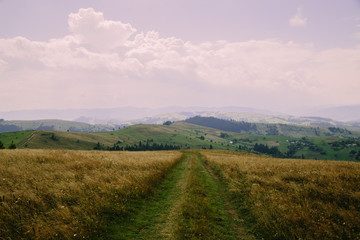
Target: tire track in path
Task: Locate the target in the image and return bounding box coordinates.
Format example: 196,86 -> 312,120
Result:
100,151 -> 256,239
100,152 -> 192,240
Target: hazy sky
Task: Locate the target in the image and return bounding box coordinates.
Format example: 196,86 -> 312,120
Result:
0,0 -> 359,113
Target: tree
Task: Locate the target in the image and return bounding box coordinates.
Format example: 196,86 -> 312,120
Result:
8,141 -> 16,149
0,140 -> 4,149
163,121 -> 172,126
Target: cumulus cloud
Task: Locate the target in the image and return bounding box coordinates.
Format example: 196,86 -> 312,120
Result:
0,8 -> 359,111
289,8 -> 307,27
68,8 -> 136,51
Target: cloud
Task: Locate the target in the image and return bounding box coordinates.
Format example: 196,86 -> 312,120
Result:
0,8 -> 359,111
68,8 -> 136,51
289,8 -> 307,27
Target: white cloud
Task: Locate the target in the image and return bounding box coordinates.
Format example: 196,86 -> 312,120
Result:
68,8 -> 136,51
0,8 -> 359,111
289,8 -> 307,27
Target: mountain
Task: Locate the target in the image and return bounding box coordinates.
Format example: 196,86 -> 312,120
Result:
184,116 -> 360,138
0,106 -> 275,122
121,112 -> 360,131
0,119 -> 116,133
307,105 -> 360,122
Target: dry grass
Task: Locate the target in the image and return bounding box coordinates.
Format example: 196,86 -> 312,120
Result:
0,149 -> 182,239
201,150 -> 360,240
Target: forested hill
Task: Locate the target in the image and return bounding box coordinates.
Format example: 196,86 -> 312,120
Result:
184,116 -> 359,138
0,119 -> 114,133
184,116 -> 258,134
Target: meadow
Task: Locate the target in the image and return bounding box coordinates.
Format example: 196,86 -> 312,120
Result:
0,149 -> 182,239
202,150 -> 360,239
1,148 -> 360,239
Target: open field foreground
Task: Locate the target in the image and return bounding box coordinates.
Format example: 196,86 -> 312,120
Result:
0,150 -> 182,239
202,150 -> 360,239
1,149 -> 360,239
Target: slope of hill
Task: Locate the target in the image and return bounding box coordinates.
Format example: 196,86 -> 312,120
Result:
0,119 -> 115,133
120,112 -> 360,131
15,130 -> 121,150
184,116 -> 360,138
0,122 -> 232,151
0,130 -> 34,148
2,121 -> 360,161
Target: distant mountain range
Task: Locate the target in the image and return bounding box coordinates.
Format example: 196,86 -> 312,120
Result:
0,105 -> 359,134
1,105 -> 359,123
307,105 -> 360,122
0,106 -> 273,122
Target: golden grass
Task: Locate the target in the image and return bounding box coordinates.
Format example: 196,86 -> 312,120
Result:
0,149 -> 182,239
201,150 -> 360,240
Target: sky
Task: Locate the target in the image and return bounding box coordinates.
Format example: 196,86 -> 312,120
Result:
0,0 -> 359,114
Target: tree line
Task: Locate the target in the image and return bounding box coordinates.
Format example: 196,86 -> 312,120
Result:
94,140 -> 181,151
0,140 -> 16,149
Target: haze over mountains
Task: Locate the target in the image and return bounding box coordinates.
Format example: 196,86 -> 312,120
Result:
0,105 -> 359,124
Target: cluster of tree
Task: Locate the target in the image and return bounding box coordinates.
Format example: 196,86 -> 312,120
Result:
328,139 -> 359,150
94,140 -> 181,151
265,125 -> 279,135
220,132 -> 230,138
0,140 -> 16,149
253,143 -> 282,157
350,150 -> 360,161
328,127 -> 352,135
121,142 -> 181,151
163,121 -> 174,126
185,116 -> 257,133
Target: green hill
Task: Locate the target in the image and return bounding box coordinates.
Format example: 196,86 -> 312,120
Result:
184,116 -> 360,138
1,121 -> 360,161
0,119 -> 114,133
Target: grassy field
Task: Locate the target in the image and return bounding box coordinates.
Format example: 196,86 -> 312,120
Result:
202,150 -> 360,239
0,130 -> 33,148
16,130 -> 122,150
2,149 -> 359,239
0,149 -> 182,239
97,122 -> 233,150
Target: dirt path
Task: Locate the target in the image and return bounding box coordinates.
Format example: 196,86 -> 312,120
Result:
100,151 -> 256,240
100,153 -> 193,239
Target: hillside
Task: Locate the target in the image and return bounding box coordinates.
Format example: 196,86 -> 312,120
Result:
0,119 -> 115,133
120,111 -> 360,131
0,122 -> 232,151
16,131 -> 121,150
2,121 -> 360,161
184,116 -> 360,138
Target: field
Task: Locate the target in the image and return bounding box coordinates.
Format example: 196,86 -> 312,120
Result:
0,130 -> 33,148
202,150 -> 360,239
1,149 -> 360,239
0,149 -> 182,239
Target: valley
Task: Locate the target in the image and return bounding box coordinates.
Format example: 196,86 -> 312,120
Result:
1,118 -> 360,161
